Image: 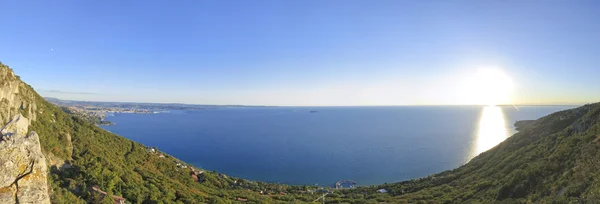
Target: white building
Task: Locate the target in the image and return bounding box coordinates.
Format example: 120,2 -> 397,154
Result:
376,189 -> 388,193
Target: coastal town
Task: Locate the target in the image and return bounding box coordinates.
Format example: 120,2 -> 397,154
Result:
45,97 -> 228,126
57,105 -> 160,126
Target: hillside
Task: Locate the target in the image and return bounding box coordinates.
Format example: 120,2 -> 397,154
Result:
1,61 -> 600,203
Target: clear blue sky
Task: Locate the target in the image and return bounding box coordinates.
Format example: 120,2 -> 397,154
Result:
1,1 -> 599,105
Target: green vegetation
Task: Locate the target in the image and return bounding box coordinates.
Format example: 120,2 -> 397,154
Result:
514,120 -> 535,131
2,61 -> 600,203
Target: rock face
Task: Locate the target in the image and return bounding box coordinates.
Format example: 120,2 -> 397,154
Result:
0,114 -> 51,204
0,64 -> 38,125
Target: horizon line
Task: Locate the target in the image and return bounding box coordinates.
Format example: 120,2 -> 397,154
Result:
43,97 -> 589,107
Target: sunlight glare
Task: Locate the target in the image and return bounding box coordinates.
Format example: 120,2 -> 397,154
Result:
473,105 -> 509,156
468,68 -> 515,106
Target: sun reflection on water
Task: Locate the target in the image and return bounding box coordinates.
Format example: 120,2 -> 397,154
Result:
473,105 -> 509,156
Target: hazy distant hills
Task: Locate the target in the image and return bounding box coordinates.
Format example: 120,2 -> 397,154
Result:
44,97 -> 267,110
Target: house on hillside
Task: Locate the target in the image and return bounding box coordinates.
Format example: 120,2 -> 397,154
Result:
376,189 -> 388,193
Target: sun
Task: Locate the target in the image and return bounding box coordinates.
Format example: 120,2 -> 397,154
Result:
466,68 -> 515,106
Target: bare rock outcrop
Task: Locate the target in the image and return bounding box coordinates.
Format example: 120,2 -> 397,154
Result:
0,114 -> 50,204
0,64 -> 38,125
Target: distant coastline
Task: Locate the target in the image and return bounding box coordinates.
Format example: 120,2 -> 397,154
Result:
46,97 -> 269,126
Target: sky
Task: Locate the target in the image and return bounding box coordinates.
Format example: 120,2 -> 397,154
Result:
1,0 -> 599,106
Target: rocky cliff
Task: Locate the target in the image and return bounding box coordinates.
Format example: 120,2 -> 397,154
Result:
0,64 -> 49,203
0,114 -> 50,204
0,64 -> 37,125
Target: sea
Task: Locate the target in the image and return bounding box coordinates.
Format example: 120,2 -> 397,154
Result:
102,105 -> 574,186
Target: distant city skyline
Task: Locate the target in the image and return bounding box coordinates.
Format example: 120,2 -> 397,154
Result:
1,1 -> 599,106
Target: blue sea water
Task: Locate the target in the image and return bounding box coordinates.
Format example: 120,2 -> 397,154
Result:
103,106 -> 574,186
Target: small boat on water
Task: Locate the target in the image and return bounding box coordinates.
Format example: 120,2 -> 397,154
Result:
309,110 -> 318,113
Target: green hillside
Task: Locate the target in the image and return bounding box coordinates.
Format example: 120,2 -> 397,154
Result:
2,61 -> 600,203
